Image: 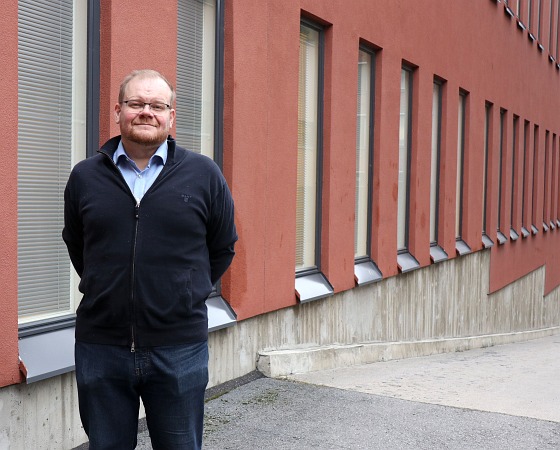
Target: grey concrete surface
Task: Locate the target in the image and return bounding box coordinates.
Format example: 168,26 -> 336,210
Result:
84,335 -> 560,449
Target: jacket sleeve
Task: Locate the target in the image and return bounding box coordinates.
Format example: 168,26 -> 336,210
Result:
62,171 -> 84,277
207,180 -> 238,286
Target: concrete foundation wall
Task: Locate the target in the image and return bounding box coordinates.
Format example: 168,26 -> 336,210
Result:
1,250 -> 559,449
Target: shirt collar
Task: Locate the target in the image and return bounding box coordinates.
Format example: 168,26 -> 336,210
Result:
113,139 -> 168,167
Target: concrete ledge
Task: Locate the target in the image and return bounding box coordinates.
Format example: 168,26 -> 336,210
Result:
257,327 -> 560,378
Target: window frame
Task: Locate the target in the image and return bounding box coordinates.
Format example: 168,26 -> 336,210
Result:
354,45 -> 382,285
455,90 -> 471,255
430,79 -> 448,262
482,102 -> 495,247
396,65 -> 419,273
295,18 -> 333,302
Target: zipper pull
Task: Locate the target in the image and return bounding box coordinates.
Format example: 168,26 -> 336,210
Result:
134,202 -> 140,219
131,340 -> 135,353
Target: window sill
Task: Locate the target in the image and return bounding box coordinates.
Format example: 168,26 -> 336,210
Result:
509,228 -> 520,241
521,226 -> 530,238
295,271 -> 333,303
430,244 -> 448,263
497,231 -> 508,245
455,239 -> 472,256
354,259 -> 382,286
543,222 -> 549,232
482,233 -> 494,248
397,251 -> 420,273
18,297 -> 237,384
531,224 -> 539,235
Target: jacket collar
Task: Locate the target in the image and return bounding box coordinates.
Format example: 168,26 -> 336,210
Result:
98,135 -> 182,166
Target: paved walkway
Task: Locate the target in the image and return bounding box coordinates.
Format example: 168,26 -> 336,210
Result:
134,334 -> 560,449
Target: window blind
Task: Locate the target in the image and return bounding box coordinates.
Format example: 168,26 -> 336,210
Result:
18,0 -> 74,320
177,0 -> 215,159
355,50 -> 371,258
296,24 -> 319,271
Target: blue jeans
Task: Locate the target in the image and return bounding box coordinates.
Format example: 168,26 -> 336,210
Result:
75,340 -> 209,450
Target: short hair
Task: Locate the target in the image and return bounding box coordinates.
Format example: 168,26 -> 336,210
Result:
118,69 -> 176,105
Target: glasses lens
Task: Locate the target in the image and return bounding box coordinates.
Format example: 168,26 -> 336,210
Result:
150,103 -> 167,113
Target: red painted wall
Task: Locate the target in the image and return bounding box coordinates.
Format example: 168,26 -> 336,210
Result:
2,0 -> 559,388
0,0 -> 24,387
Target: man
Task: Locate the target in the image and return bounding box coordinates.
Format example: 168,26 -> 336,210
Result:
63,69 -> 237,449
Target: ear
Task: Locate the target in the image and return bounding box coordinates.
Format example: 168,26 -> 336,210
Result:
169,108 -> 175,128
114,103 -> 122,124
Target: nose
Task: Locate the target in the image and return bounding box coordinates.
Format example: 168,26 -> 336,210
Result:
138,104 -> 154,115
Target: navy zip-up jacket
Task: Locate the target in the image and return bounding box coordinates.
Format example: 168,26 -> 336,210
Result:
62,136 -> 237,348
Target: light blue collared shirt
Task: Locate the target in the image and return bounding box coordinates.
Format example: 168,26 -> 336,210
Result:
113,140 -> 168,203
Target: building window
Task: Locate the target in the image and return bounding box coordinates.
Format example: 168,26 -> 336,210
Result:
510,115 -> 520,240
497,109 -> 508,244
354,46 -> 381,285
17,0 -> 88,324
551,134 -> 558,228
482,102 -> 494,247
177,0 -> 217,161
532,125 -> 540,233
177,0 -> 234,330
397,66 -> 419,272
295,20 -> 332,302
456,91 -> 471,254
543,130 -> 550,230
521,120 -> 531,237
430,80 -> 448,262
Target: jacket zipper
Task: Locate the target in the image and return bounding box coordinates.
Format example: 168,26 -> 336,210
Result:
99,150 -> 142,353
130,200 -> 140,352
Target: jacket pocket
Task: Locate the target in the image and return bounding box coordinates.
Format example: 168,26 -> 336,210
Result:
136,267 -> 194,329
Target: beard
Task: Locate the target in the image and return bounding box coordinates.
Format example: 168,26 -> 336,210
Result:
122,121 -> 170,146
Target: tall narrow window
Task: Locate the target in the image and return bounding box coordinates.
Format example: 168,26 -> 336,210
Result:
543,130 -> 550,230
510,115 -> 520,240
532,125 -> 540,233
354,47 -> 381,285
551,134 -> 558,228
521,120 -> 530,237
397,66 -> 419,272
177,0 -> 217,160
295,21 -> 332,302
456,91 -> 470,254
430,81 -> 447,262
18,0 -> 88,323
355,49 -> 373,260
296,23 -> 321,272
482,102 -> 494,247
497,109 -> 508,244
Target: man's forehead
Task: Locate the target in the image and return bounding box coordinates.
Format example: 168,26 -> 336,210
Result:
125,76 -> 171,97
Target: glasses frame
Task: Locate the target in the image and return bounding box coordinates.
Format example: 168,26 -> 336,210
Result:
121,100 -> 172,114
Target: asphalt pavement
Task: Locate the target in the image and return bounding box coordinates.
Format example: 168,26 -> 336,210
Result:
120,334 -> 560,449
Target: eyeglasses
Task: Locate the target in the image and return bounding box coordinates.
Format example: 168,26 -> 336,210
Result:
122,100 -> 171,114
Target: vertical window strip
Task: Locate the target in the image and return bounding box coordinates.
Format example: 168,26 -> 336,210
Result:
483,103 -> 492,235
549,0 -> 555,52
544,131 -> 550,225
521,120 -> 529,229
355,49 -> 373,259
430,82 -> 442,244
397,67 -> 412,252
498,109 -> 506,232
296,23 -> 322,272
532,125 -> 539,227
177,0 -> 216,160
17,0 -> 87,322
510,115 -> 519,230
551,134 -> 558,224
456,92 -> 466,239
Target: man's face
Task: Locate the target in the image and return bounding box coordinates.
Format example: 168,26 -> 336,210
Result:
114,76 -> 175,147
